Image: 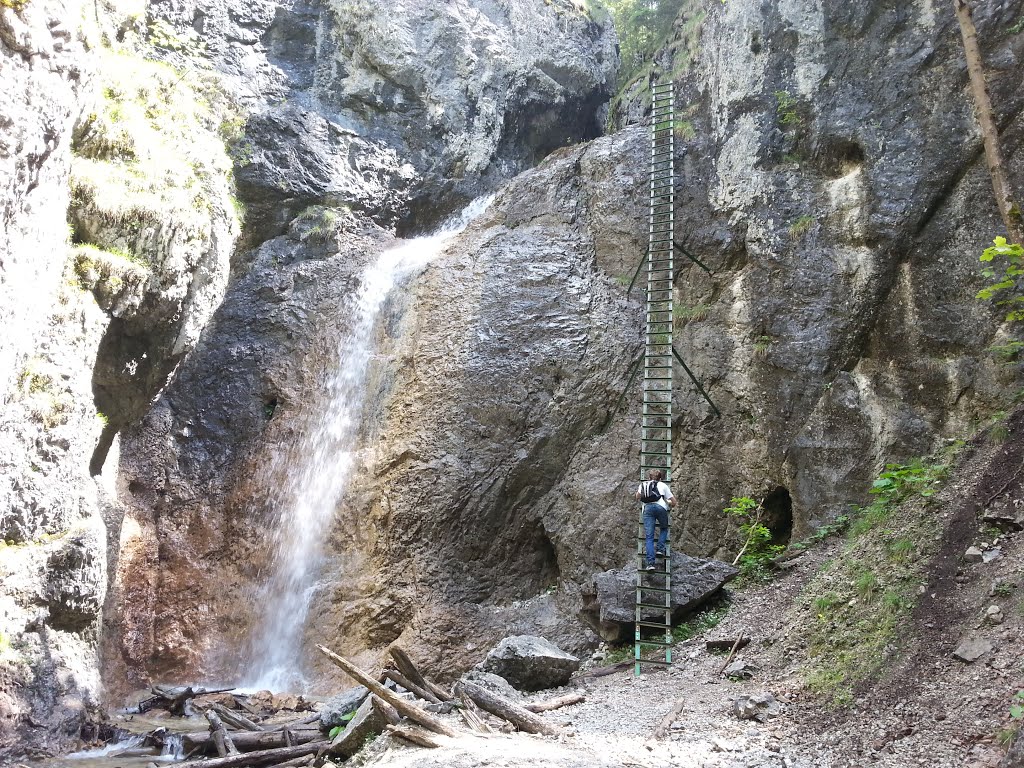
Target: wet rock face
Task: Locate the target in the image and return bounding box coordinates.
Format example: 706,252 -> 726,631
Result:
108,210 -> 396,691
148,0 -> 616,231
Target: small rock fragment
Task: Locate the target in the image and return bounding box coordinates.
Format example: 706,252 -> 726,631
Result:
733,692 -> 782,722
964,546 -> 984,563
952,635 -> 992,663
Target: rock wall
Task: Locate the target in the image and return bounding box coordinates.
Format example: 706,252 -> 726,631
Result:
6,0 -> 1024,745
112,0 -> 1024,692
144,0 -> 617,235
0,0 -> 241,757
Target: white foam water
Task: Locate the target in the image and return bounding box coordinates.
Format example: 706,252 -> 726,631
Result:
243,197 -> 492,691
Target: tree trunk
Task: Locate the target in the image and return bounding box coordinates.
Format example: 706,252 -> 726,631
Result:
207,703 -> 264,732
651,698 -> 686,740
953,0 -> 1022,243
384,725 -> 442,748
523,693 -> 585,713
184,728 -> 322,755
175,741 -> 328,768
383,670 -> 441,704
315,645 -> 459,738
455,680 -> 559,736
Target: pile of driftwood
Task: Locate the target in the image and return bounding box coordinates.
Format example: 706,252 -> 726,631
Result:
116,645 -> 585,768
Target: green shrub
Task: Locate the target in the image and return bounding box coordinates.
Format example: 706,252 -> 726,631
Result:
724,497 -> 784,582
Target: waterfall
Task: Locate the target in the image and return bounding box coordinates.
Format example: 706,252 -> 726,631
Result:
243,197 -> 492,691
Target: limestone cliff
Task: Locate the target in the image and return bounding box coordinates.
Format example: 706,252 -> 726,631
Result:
111,0 -> 1024,695
3,0 -> 1024,756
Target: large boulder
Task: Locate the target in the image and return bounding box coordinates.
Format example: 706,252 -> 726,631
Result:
478,636 -> 581,691
581,556 -> 738,641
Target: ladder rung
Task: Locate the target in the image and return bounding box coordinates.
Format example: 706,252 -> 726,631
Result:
637,621 -> 672,630
636,600 -> 671,608
635,658 -> 673,668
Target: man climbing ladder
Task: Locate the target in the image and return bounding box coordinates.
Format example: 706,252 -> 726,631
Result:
635,79 -> 675,675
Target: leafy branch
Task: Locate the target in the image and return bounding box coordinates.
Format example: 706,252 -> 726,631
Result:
724,496 -> 784,580
978,236 -> 1024,320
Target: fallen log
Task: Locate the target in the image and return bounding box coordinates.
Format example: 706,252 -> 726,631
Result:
455,680 -> 558,736
524,693 -> 585,713
651,698 -> 686,740
385,724 -> 441,749
208,703 -> 263,732
574,660 -> 631,679
175,740 -> 328,768
264,756 -> 312,768
315,645 -> 458,738
424,678 -> 454,702
717,633 -> 747,676
183,727 -> 321,755
142,685 -> 236,716
458,706 -> 492,734
388,647 -> 430,691
206,710 -> 239,757
383,669 -> 441,705
706,638 -> 750,654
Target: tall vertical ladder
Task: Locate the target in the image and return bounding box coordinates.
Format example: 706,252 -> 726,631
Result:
635,81 -> 675,676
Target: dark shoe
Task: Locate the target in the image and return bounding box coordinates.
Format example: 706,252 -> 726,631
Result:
655,550 -> 667,558
645,563 -> 656,571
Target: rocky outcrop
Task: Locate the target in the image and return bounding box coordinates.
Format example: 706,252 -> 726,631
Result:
0,0 -> 91,397
478,636 -> 580,691
1,0 -> 242,757
617,0 -> 1024,555
582,557 -> 738,641
146,0 -> 617,232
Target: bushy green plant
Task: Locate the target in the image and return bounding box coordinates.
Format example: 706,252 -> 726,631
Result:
848,458 -> 947,536
775,90 -> 801,128
724,496 -> 784,581
978,237 -> 1024,320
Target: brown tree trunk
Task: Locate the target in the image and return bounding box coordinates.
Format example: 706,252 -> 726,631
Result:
953,0 -> 1022,243
454,680 -> 559,736
315,645 -> 459,738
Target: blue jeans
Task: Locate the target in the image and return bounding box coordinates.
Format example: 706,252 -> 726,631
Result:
643,503 -> 669,565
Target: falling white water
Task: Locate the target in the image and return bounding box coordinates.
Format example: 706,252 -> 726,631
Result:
243,197 -> 492,691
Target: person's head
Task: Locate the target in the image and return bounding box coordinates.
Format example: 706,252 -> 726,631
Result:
646,469 -> 664,482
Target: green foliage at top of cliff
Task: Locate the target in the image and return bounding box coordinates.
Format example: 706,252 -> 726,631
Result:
0,0 -> 29,10
69,44 -> 241,260
601,0 -> 706,131
601,0 -> 699,89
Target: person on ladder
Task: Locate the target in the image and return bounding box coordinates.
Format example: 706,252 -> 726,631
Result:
635,469 -> 677,571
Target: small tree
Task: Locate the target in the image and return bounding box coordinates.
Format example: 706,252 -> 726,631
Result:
724,496 -> 784,579
952,1 -> 1022,243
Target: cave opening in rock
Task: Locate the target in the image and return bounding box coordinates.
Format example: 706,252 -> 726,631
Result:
762,486 -> 793,547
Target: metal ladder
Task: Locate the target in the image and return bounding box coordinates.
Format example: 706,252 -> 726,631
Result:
635,81 -> 675,676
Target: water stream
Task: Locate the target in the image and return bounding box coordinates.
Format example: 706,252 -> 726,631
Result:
243,198 -> 492,691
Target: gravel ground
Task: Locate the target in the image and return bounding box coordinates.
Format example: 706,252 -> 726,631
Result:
352,510 -> 1023,768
